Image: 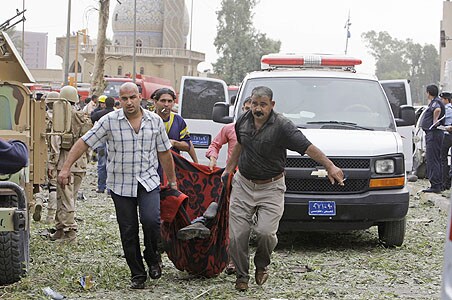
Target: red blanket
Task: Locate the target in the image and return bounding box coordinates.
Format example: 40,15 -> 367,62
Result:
160,152 -> 232,277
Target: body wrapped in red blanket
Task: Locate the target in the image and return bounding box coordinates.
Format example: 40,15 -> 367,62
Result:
160,151 -> 231,277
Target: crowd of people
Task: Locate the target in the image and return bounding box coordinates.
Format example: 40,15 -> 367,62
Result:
2,82 -> 346,291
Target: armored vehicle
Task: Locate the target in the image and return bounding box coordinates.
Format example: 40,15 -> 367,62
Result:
0,31 -> 47,284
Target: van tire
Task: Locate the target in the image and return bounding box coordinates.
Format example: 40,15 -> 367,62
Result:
378,218 -> 406,247
0,195 -> 29,285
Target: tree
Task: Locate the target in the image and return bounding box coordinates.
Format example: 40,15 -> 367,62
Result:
362,30 -> 439,103
213,0 -> 280,85
91,0 -> 110,96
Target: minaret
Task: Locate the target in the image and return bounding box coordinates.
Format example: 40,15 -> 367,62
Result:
163,0 -> 186,48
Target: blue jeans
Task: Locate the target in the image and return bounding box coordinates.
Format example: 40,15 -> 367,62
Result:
96,144 -> 107,191
110,184 -> 161,283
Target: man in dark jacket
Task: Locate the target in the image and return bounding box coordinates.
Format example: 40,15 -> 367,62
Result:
0,138 -> 28,174
90,96 -> 115,193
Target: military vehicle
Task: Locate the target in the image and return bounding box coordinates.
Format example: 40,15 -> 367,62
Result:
0,31 -> 47,284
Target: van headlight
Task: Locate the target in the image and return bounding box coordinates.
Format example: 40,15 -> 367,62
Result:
375,159 -> 394,174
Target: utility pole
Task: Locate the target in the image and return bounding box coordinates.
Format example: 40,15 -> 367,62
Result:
344,10 -> 351,55
63,0 -> 71,86
21,0 -> 25,58
188,0 -> 193,76
132,0 -> 136,82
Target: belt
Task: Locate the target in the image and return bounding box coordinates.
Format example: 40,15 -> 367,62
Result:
246,172 -> 284,184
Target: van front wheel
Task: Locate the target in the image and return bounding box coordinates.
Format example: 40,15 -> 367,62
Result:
378,218 -> 406,247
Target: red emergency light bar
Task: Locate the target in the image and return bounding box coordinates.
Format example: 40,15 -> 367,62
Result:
261,54 -> 362,69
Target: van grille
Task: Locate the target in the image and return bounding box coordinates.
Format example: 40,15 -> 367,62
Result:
285,178 -> 369,194
285,157 -> 370,194
286,158 -> 370,169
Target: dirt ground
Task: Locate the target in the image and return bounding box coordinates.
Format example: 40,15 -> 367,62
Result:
0,164 -> 449,299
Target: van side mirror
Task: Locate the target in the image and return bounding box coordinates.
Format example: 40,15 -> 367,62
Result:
230,95 -> 236,105
395,105 -> 415,127
52,99 -> 72,133
212,102 -> 233,124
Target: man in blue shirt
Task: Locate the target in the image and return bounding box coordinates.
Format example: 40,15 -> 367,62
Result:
153,88 -> 198,163
421,84 -> 446,193
440,92 -> 452,191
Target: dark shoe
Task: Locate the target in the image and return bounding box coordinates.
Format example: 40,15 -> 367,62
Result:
235,281 -> 248,291
33,204 -> 42,222
149,264 -> 162,279
177,222 -> 211,240
255,268 -> 269,285
203,201 -> 219,219
129,281 -> 145,289
224,262 -> 236,275
422,188 -> 441,194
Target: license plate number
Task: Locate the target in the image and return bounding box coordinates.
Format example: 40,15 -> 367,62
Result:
308,201 -> 336,216
190,133 -> 211,148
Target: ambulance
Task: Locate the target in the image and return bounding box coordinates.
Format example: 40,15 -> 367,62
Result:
180,53 -> 416,246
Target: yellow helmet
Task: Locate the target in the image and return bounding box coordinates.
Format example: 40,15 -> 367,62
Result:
59,85 -> 78,103
98,95 -> 107,103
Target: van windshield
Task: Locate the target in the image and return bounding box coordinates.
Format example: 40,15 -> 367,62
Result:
237,77 -> 396,131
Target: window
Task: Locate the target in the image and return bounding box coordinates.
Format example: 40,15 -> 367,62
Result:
136,39 -> 142,53
181,79 -> 227,120
115,13 -> 118,21
140,67 -> 144,75
381,82 -> 408,118
117,66 -> 122,76
239,77 -> 395,131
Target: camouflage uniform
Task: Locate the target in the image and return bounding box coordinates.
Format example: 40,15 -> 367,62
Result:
53,108 -> 88,234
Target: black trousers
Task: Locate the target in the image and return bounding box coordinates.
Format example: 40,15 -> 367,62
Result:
110,184 -> 161,283
441,133 -> 452,189
425,130 -> 444,190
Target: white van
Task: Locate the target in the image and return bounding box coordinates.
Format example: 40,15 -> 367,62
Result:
178,77 -> 231,166
380,79 -> 414,172
181,54 -> 416,246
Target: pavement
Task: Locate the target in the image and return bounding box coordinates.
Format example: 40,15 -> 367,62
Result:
407,179 -> 451,212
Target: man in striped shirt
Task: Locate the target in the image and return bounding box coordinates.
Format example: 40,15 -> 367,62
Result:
58,82 -> 177,289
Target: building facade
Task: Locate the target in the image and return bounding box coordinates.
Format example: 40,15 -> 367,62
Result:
56,0 -> 204,91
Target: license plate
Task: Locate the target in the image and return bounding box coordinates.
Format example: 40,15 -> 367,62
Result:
190,133 -> 211,148
308,201 -> 336,216
0,208 -> 15,231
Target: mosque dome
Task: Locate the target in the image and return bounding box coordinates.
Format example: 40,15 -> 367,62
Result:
112,0 -> 189,49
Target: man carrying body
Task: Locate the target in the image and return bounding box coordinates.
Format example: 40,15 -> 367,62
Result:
421,84 -> 446,193
206,97 -> 252,171
223,86 -> 344,291
58,82 -> 178,289
153,88 -> 198,163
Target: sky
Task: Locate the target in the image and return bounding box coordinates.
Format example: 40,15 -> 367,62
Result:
0,0 -> 445,76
